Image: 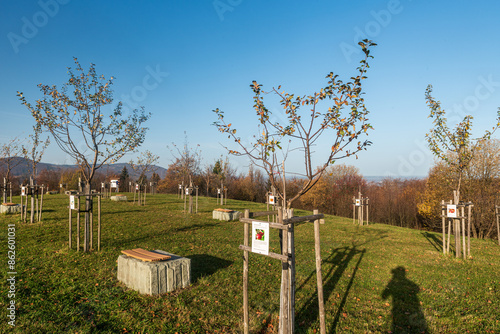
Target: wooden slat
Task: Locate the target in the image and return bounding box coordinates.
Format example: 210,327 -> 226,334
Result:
238,245 -> 288,262
250,210 -> 278,218
239,218 -> 289,230
283,214 -> 324,224
121,248 -> 171,262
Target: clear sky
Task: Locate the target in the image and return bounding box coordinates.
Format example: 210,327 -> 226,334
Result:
1,0 -> 500,178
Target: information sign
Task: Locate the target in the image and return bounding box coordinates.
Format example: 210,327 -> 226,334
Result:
252,221 -> 269,255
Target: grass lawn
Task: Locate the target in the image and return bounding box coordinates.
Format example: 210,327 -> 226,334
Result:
1,193 -> 499,333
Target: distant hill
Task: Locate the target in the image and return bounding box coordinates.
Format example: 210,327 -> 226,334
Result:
0,157 -> 167,179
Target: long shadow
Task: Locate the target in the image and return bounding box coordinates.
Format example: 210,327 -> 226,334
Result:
175,222 -> 219,232
381,266 -> 429,333
330,249 -> 365,333
188,254 -> 233,283
421,231 -> 442,252
295,246 -> 365,332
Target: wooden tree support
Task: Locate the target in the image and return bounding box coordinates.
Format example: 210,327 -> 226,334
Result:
352,191 -> 369,226
440,199 -> 473,259
19,179 -> 45,224
68,192 -> 102,252
240,208 -> 325,334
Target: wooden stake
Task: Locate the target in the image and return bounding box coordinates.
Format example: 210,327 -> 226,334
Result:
278,209 -> 289,334
441,200 -> 446,254
69,204 -> 72,249
447,218 -> 451,254
39,186 -> 44,222
243,209 -> 249,334
366,198 -> 369,225
90,200 -> 93,250
313,210 -> 326,334
77,196 -> 80,252
288,209 -> 295,333
461,206 -> 466,260
98,195 -> 101,252
467,204 -> 472,257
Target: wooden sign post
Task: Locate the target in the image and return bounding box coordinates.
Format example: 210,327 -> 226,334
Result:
68,192 -> 102,252
240,208 -> 325,334
352,192 -> 369,226
440,198 -> 473,259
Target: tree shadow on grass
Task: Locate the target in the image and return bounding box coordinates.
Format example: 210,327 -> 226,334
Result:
421,232 -> 442,253
382,266 -> 429,333
295,246 -> 366,332
189,254 -> 233,283
175,222 -> 219,232
295,227 -> 386,332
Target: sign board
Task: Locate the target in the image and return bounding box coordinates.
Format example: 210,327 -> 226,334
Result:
268,195 -> 275,205
101,182 -> 105,188
185,187 -> 191,195
355,199 -> 361,206
252,221 -> 269,255
21,186 -> 26,196
179,184 -> 182,189
70,195 -> 76,210
447,205 -> 457,218
217,188 -> 221,194
135,184 -> 139,190
60,184 -> 63,188
110,180 -> 119,188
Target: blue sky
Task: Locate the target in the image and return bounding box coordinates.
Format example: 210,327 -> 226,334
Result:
1,0 -> 500,178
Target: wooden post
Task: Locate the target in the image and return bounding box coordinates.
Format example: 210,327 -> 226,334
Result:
189,190 -> 193,214
243,209 -> 249,334
467,204 -> 472,257
288,208 -> 295,333
279,208 -> 289,334
313,210 -> 326,334
24,192 -> 28,223
77,196 -> 80,252
447,212 -> 451,254
184,189 -> 187,213
461,206 -> 466,260
195,187 -> 199,214
98,194 -> 101,252
30,178 -> 34,224
90,200 -> 93,250
69,204 -> 72,249
441,200 -> 446,254
366,198 -> 369,225
39,186 -> 44,222
20,187 -> 23,221
352,197 -> 355,224
35,190 -> 39,222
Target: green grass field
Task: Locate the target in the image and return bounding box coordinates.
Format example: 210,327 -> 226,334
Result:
1,193 -> 499,333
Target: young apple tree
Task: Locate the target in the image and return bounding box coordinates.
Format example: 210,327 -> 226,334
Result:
425,84 -> 500,204
0,137 -> 23,203
214,40 -> 376,212
18,58 -> 151,251
22,122 -> 50,182
213,40 -> 376,333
